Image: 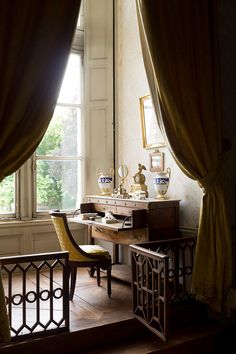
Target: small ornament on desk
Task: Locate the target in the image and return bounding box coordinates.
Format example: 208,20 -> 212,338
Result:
130,163 -> 148,198
111,164 -> 130,199
102,211 -> 118,224
96,168 -> 114,196
130,190 -> 146,200
153,167 -> 171,199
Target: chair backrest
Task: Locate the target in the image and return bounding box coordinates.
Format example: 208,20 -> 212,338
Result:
50,211 -> 93,262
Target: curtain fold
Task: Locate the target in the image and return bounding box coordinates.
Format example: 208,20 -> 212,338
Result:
136,0 -> 233,312
0,0 -> 81,181
0,0 -> 81,342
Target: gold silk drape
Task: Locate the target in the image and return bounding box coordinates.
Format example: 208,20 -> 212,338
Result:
0,0 -> 81,342
136,0 -> 232,312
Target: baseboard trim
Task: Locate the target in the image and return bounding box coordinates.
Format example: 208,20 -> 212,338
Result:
179,226 -> 198,237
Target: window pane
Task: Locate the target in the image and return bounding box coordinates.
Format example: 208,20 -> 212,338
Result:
57,53 -> 81,104
36,160 -> 81,211
37,107 -> 81,157
0,175 -> 15,214
77,0 -> 84,28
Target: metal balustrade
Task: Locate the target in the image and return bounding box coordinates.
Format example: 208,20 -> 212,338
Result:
0,251 -> 69,341
130,237 -> 197,341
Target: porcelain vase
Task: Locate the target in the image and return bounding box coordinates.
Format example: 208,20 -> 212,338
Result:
96,168 -> 114,196
153,167 -> 171,199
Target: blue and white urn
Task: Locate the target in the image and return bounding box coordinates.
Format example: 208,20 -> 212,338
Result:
153,167 -> 171,199
96,168 -> 114,196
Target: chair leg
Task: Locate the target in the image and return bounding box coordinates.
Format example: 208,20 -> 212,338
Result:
107,265 -> 111,297
96,267 -> 101,287
88,267 -> 96,277
69,266 -> 77,301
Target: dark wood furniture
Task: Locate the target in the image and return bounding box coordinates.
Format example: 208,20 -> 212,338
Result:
130,236 -> 207,341
81,195 -> 179,241
71,195 -> 180,282
0,251 -> 70,340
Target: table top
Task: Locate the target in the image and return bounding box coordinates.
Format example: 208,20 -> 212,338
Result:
85,195 -> 180,209
69,215 -> 133,231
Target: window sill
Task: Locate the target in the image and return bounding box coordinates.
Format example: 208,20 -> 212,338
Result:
0,217 -> 84,229
0,218 -> 52,227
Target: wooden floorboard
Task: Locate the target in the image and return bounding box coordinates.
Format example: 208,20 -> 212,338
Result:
71,268 -> 134,330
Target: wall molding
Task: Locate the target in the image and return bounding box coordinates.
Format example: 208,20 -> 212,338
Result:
179,226 -> 198,237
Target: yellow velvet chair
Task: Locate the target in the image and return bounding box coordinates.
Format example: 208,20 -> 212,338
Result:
50,211 -> 112,300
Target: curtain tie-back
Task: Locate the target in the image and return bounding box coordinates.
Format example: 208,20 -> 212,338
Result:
198,152 -> 225,193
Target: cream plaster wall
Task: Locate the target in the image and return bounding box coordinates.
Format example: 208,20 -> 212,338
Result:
115,0 -> 202,229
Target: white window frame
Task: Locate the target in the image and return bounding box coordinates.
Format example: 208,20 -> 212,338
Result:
33,50 -> 84,218
0,171 -> 19,220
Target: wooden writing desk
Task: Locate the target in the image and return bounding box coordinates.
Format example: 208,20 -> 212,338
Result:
71,195 -> 180,282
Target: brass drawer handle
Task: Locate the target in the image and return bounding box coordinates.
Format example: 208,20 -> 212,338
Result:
95,227 -> 102,232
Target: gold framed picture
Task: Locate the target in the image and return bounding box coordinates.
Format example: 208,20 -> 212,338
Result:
140,95 -> 166,149
149,151 -> 164,172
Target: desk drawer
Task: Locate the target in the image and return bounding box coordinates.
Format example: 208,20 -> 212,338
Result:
93,203 -> 117,214
116,206 -> 133,216
92,203 -> 134,217
91,225 -> 148,245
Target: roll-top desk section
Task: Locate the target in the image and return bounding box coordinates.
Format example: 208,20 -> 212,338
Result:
81,195 -> 180,243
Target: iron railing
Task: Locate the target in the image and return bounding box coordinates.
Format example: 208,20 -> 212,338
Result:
130,236 -> 197,341
0,251 -> 69,341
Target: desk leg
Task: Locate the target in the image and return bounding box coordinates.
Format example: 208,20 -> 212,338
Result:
88,225 -> 94,245
113,244 -> 119,264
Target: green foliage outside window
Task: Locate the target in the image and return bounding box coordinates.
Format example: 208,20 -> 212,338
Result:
0,175 -> 15,213
36,117 -> 63,210
36,109 -> 78,211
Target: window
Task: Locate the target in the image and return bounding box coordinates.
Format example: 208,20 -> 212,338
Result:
0,8 -> 84,220
0,175 -> 16,215
35,53 -> 83,213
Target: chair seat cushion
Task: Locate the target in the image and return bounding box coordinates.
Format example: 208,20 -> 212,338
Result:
80,245 -> 110,256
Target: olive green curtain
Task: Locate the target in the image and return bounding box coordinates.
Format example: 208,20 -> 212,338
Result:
136,0 -> 232,312
0,0 -> 81,182
0,0 -> 81,342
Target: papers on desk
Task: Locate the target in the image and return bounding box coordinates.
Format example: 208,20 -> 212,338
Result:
102,211 -> 118,224
79,211 -> 121,225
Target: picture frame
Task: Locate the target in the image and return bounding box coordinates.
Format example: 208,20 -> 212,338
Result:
140,95 -> 166,149
149,150 -> 164,172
